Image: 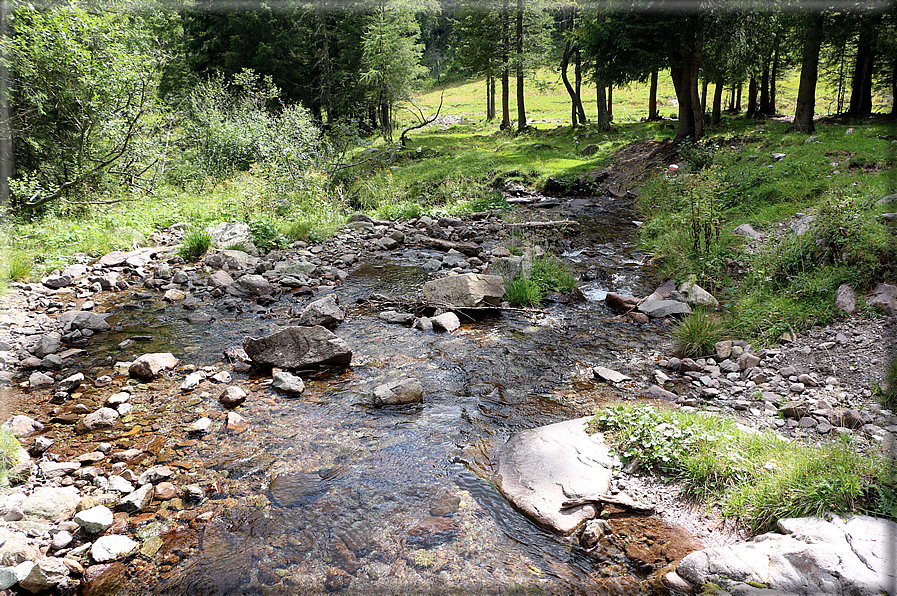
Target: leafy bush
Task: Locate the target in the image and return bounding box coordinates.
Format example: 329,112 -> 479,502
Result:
185,69 -> 320,185
0,429 -> 21,485
673,310 -> 725,358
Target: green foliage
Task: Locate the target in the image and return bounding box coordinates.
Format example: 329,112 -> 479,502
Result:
592,405 -> 894,531
177,227 -> 212,260
673,310 -> 725,358
0,429 -> 21,486
8,5 -> 162,209
678,141 -> 718,172
2,250 -> 33,282
185,70 -> 320,184
881,353 -> 897,411
249,218 -> 288,253
504,253 -> 579,307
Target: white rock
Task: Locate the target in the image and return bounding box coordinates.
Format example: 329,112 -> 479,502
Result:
74,506 -> 113,534
91,535 -> 139,562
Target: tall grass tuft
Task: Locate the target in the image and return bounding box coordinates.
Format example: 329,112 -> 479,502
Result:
2,250 -> 32,281
0,429 -> 22,485
673,310 -> 725,358
178,227 -> 212,259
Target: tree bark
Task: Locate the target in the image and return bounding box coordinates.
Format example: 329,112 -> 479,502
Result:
648,70 -> 660,120
735,82 -> 742,112
770,43 -> 779,114
759,62 -> 771,115
574,49 -> 586,123
711,74 -> 724,125
607,85 -> 613,122
515,0 -> 525,133
848,24 -> 874,116
670,28 -> 704,142
701,77 -> 709,113
561,40 -> 578,126
500,0 -> 511,130
746,76 -> 758,118
595,70 -> 609,132
789,14 -> 824,133
891,61 -> 897,116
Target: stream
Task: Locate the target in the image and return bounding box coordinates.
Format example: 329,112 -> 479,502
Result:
12,197 -> 678,595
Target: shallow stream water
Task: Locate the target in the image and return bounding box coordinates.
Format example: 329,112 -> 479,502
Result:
19,199 -> 678,595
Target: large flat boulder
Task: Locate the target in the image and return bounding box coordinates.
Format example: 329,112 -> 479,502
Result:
128,353 -> 180,380
493,417 -> 615,535
675,515 -> 897,596
638,299 -> 691,318
243,326 -> 352,369
422,273 -> 505,308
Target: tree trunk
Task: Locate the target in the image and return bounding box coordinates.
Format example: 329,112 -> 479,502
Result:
487,75 -> 496,120
314,2 -> 333,125
770,43 -> 779,114
759,62 -> 771,115
711,74 -> 724,125
607,85 -> 613,122
670,28 -> 704,142
574,49 -> 586,123
648,70 -> 660,120
848,25 -> 874,116
595,70 -> 609,132
746,76 -> 758,118
727,84 -> 735,112
735,82 -> 742,112
701,77 -> 709,113
789,14 -> 824,133
561,41 -> 578,126
515,0 -> 525,133
500,0 -> 511,130
891,61 -> 897,116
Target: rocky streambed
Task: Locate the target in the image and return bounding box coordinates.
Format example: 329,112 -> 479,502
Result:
1,151 -> 896,595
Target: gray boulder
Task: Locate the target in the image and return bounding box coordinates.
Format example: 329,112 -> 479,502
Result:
372,377 -> 423,406
203,249 -> 256,271
74,505 -> 114,534
33,333 -> 61,359
486,256 -> 531,283
42,275 -> 73,289
274,261 -> 317,276
431,312 -> 461,332
296,295 -> 345,328
272,371 -> 305,395
18,557 -> 70,593
733,223 -> 762,240
637,299 -> 691,318
117,484 -> 154,513
493,417 -> 615,535
20,488 -> 79,521
209,270 -> 235,288
835,284 -> 856,314
678,282 -> 720,310
235,274 -> 274,296
866,283 -> 897,316
676,515 -> 897,596
82,408 -> 120,431
207,222 -> 257,254
422,273 -> 505,308
243,326 -> 352,369
91,536 -> 139,563
128,352 -> 180,380
57,311 -> 110,332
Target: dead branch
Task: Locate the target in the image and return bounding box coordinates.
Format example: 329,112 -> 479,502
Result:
560,493 -> 655,514
399,93 -> 444,148
506,220 -> 580,229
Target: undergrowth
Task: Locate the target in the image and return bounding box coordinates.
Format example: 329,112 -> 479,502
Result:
591,404 -> 896,532
504,253 -> 579,307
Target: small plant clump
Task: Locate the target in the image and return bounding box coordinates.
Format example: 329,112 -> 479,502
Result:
673,310 -> 725,358
504,253 -> 579,307
591,404 -> 895,532
2,250 -> 32,282
178,227 -> 212,259
0,429 -> 22,486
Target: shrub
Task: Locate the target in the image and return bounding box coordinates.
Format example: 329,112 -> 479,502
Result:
673,310 -> 725,358
178,227 -> 212,259
0,429 -> 21,485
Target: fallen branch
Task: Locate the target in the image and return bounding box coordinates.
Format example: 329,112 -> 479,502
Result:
506,220 -> 580,229
561,493 -> 655,514
399,93 -> 444,148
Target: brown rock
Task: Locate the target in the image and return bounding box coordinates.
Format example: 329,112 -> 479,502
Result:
605,292 -> 639,312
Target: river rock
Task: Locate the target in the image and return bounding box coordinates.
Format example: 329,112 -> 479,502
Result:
676,514 -> 897,596
422,273 -> 504,308
732,223 -> 762,240
271,371 -> 305,395
866,283 -> 897,316
207,222 -> 257,254
20,487 -> 79,521
204,249 -> 256,271
493,416 -> 615,535
236,274 -> 274,296
835,284 -> 856,314
33,333 -> 61,358
372,377 -> 423,406
678,282 -> 719,309
0,531 -> 40,566
189,417 -> 212,434
28,372 -> 54,389
827,407 -> 868,429
209,270 -> 235,288
180,372 -> 204,391
57,310 -> 111,332
431,312 -> 460,332
243,326 -> 352,369
605,292 -> 639,312
163,289 -> 187,302
594,366 -> 631,384
486,256 -> 530,282
3,415 -> 43,437
638,299 -> 691,318
91,536 -> 139,563
74,506 -> 114,534
57,372 -> 84,392
128,352 -> 179,379
296,295 -> 344,328
18,557 -> 70,593
226,411 -> 250,432
218,386 -> 247,408
81,408 -> 119,431
42,275 -> 73,289
139,465 -> 174,485
406,517 -> 460,548
274,260 -> 317,276
117,484 -> 154,513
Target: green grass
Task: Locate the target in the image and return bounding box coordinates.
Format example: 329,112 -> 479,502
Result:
504,252 -> 579,307
0,429 -> 22,486
1,248 -> 32,282
673,310 -> 725,358
591,404 -> 896,532
177,226 -> 212,259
